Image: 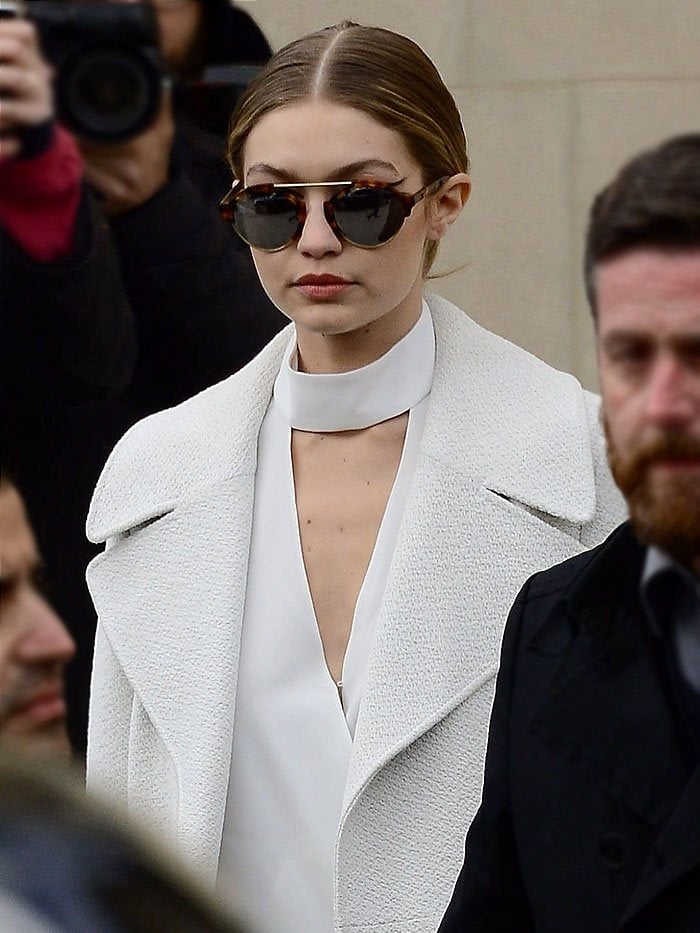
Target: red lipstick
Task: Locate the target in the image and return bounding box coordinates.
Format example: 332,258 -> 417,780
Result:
293,274 -> 353,300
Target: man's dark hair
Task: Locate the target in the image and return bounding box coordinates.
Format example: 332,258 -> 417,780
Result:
584,133 -> 700,317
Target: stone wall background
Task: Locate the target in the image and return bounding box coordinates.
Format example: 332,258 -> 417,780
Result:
239,1 -> 700,388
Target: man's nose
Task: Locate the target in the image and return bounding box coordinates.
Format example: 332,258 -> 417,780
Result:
645,353 -> 695,429
296,197 -> 342,259
15,589 -> 76,667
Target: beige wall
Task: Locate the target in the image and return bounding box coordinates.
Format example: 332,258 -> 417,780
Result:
240,1 -> 700,388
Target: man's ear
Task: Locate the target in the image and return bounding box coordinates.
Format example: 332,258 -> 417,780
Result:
426,173 -> 471,241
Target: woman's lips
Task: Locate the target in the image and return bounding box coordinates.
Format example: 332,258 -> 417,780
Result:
293,275 -> 354,300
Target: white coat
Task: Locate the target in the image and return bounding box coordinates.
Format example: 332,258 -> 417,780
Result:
86,294 -> 626,932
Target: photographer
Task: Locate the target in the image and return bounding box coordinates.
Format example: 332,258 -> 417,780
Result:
2,1 -> 284,755
0,17 -> 137,402
77,0 -> 285,411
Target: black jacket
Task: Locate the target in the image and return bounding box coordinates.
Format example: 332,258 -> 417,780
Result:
2,3 -> 283,754
1,190 -> 136,404
440,523 -> 700,932
109,0 -> 283,411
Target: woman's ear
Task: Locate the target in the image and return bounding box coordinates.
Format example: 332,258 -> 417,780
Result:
426,173 -> 471,241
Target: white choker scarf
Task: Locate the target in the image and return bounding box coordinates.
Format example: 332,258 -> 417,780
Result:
273,301 -> 435,432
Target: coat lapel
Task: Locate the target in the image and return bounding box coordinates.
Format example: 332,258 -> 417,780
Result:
527,524 -> 699,924
87,476 -> 254,875
622,766 -> 700,926
87,325 -> 294,874
344,295 -> 606,811
528,526 -> 691,829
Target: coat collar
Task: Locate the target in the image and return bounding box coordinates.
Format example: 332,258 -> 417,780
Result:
423,294 -> 597,523
86,322 -> 293,543
87,293 -> 598,544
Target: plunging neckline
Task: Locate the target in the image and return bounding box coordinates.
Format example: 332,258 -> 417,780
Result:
288,410 -> 416,724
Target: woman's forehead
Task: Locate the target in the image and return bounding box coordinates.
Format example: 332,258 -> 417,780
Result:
242,100 -> 420,182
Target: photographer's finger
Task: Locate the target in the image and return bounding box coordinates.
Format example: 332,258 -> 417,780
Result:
0,24 -> 45,67
0,95 -> 52,130
0,34 -> 25,66
0,77 -> 53,129
0,62 -> 50,100
0,19 -> 37,44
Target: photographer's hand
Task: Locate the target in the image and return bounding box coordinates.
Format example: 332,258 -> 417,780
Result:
0,20 -> 53,161
79,91 -> 176,217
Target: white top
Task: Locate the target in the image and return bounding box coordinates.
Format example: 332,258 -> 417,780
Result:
217,304 -> 435,932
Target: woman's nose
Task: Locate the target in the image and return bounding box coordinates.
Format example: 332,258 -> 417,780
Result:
296,196 -> 342,258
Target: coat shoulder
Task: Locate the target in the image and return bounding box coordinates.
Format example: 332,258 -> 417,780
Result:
86,325 -> 292,542
526,534 -> 612,601
425,293 -> 626,533
524,521 -> 635,609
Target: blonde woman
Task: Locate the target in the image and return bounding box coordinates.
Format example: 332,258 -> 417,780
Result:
86,22 -> 625,933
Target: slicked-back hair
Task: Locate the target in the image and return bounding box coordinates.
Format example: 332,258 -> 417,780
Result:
584,134 -> 700,318
226,21 -> 469,277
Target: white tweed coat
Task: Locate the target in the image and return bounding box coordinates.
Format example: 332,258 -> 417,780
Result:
86,293 -> 626,932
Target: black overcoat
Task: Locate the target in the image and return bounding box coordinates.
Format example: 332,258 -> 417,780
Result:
440,523 -> 700,932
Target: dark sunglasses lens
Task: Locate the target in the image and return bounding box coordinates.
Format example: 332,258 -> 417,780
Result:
333,187 -> 407,246
233,190 -> 300,249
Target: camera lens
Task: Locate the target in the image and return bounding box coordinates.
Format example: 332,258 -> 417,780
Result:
56,44 -> 161,142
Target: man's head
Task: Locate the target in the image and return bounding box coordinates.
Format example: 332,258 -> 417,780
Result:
103,0 -> 206,76
0,478 -> 75,758
585,135 -> 700,571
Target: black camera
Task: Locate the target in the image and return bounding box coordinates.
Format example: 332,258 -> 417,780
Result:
0,0 -> 163,142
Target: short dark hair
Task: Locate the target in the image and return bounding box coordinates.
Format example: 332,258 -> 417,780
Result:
584,133 -> 700,317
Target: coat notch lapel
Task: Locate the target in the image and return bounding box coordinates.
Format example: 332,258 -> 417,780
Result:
86,327 -> 294,868
344,456 -> 591,813
343,296 -> 615,815
622,766 -> 700,925
527,528 -> 692,830
88,475 -> 256,869
423,294 -> 599,525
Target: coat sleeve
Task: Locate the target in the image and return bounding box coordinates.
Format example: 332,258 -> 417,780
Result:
438,581 -> 536,932
86,620 -> 133,811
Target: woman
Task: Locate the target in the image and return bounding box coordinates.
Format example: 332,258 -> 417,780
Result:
86,22 -> 625,933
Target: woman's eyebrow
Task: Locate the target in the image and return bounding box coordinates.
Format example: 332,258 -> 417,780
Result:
245,159 -> 402,183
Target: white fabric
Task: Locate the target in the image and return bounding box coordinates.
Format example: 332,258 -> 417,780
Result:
218,306 -> 433,931
218,402 -> 353,932
274,302 -> 434,432
86,294 -> 628,931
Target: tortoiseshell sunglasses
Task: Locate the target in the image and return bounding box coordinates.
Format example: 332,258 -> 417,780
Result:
218,177 -> 448,251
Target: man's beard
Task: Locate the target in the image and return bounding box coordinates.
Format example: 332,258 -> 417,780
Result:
604,417 -> 700,568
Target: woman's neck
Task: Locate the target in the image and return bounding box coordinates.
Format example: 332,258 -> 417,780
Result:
295,293 -> 423,374
273,298 -> 434,434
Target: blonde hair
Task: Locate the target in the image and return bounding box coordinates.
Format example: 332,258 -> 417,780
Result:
227,22 -> 469,276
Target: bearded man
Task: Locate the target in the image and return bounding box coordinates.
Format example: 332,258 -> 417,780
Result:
440,134 -> 700,932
